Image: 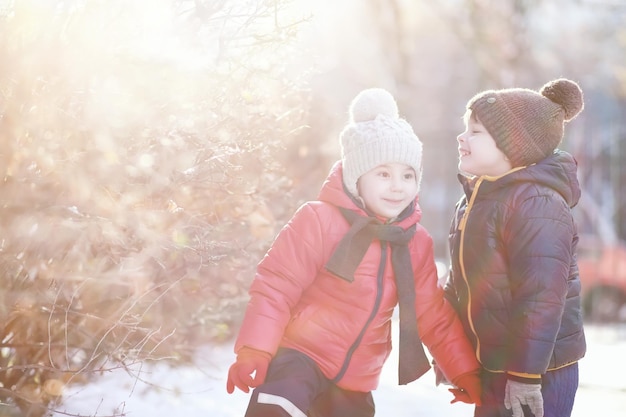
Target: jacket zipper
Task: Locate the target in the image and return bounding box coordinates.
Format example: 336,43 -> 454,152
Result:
458,177 -> 483,365
333,242 -> 387,383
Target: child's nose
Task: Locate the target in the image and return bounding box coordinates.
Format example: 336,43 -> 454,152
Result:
390,177 -> 403,190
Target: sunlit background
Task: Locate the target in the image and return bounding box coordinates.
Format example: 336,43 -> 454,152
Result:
0,0 -> 624,415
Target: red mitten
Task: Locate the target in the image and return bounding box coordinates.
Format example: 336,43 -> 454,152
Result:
449,371 -> 482,406
226,346 -> 272,394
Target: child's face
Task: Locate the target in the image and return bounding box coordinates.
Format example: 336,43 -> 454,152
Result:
356,163 -> 418,220
457,113 -> 512,177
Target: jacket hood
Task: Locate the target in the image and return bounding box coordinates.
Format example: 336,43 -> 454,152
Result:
317,160 -> 422,226
460,150 -> 581,208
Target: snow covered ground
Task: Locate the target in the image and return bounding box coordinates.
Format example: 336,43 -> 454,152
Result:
53,323 -> 626,417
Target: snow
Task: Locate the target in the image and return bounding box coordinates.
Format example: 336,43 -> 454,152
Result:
53,323 -> 626,416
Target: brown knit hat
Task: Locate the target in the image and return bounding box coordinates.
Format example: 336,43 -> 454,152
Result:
466,78 -> 584,167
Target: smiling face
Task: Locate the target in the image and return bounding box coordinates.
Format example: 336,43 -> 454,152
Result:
457,112 -> 512,177
356,162 -> 419,220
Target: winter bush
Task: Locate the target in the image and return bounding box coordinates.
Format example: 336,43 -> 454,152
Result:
0,1 -> 308,415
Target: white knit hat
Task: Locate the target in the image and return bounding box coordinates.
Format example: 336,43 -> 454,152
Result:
340,88 -> 423,197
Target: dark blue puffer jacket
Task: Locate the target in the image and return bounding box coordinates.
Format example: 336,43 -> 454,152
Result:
445,150 -> 586,376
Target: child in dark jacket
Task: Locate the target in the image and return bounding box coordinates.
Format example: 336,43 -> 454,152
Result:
445,78 -> 587,417
226,88 -> 481,416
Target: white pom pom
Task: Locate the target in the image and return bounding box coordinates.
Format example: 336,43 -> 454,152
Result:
349,88 -> 399,123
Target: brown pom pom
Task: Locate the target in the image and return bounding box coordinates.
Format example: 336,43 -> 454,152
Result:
540,78 -> 584,121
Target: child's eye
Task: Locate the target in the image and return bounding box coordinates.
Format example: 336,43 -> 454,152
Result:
404,173 -> 415,180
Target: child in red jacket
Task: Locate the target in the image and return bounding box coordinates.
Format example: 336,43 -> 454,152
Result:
226,88 -> 481,416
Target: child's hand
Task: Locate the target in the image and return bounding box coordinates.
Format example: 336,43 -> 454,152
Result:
504,379 -> 543,417
449,371 -> 482,406
226,347 -> 272,394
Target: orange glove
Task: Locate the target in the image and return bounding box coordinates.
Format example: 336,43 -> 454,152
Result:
449,371 -> 482,406
226,346 -> 272,394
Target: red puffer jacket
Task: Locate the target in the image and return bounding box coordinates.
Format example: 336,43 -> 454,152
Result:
235,161 -> 478,391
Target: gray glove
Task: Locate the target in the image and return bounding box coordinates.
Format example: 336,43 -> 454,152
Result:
504,379 -> 544,417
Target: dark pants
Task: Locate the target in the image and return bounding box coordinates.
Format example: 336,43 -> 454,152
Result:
475,363 -> 579,417
244,348 -> 375,417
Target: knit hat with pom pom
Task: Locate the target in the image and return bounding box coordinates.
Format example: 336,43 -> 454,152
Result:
340,88 -> 423,197
467,78 -> 584,167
